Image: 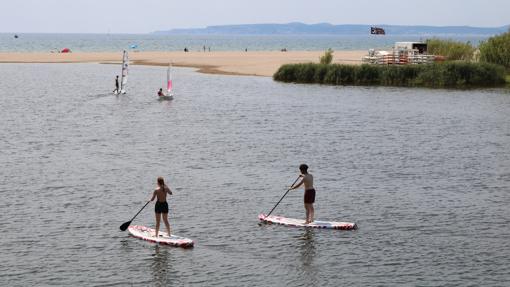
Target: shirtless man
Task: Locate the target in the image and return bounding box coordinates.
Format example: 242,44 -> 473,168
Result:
149,177 -> 173,237
291,164 -> 315,224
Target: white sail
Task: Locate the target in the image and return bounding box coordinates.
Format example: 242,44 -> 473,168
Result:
120,50 -> 129,94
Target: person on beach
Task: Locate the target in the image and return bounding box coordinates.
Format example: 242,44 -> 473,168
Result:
157,88 -> 165,97
291,164 -> 315,224
113,75 -> 119,93
149,177 -> 173,237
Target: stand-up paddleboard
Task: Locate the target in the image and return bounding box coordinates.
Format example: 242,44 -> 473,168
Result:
128,225 -> 194,248
259,214 -> 357,230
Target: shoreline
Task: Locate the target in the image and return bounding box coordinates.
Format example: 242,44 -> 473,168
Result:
0,51 -> 365,77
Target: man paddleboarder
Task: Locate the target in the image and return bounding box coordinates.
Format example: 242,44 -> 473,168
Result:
149,177 -> 173,237
291,164 -> 315,224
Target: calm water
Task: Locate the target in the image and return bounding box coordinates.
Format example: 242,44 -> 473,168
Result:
0,63 -> 509,286
0,33 -> 492,52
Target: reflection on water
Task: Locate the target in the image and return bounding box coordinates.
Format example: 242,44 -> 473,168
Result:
299,229 -> 316,273
151,245 -> 170,287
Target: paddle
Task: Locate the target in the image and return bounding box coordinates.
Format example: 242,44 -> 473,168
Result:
119,201 -> 151,231
263,175 -> 301,219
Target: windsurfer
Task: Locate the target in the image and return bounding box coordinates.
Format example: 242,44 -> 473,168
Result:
113,75 -> 119,93
158,88 -> 165,97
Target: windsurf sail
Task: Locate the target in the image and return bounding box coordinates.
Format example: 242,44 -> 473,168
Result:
120,50 -> 129,94
166,64 -> 173,95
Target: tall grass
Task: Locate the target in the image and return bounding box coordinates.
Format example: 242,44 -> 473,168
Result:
479,30 -> 510,70
426,38 -> 475,61
273,62 -> 506,88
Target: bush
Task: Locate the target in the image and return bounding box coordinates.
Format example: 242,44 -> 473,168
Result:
479,30 -> 510,70
319,48 -> 333,65
426,38 -> 475,61
273,62 -> 506,88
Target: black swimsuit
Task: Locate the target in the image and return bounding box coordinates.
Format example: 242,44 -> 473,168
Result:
304,189 -> 316,204
155,201 -> 169,213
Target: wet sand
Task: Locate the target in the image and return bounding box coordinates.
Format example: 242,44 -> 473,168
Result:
0,51 -> 365,77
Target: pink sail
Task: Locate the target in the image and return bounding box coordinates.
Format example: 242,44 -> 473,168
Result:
167,80 -> 172,92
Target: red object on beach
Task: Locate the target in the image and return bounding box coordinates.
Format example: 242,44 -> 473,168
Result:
61,48 -> 71,53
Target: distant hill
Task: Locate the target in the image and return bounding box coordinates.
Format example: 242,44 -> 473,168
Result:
154,22 -> 509,35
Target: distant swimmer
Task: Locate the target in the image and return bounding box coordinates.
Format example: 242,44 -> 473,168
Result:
158,88 -> 165,97
149,177 -> 173,237
113,75 -> 119,93
291,164 -> 315,224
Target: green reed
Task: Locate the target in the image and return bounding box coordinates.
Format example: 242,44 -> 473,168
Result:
273,62 -> 506,88
426,38 -> 475,61
479,30 -> 510,70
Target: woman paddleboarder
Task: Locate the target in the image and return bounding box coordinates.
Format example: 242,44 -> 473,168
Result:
149,177 -> 173,237
291,164 -> 315,224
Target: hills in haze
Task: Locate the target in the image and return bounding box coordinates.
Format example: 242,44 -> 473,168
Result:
155,22 -> 509,35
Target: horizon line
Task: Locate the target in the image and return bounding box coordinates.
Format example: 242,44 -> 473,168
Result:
3,22 -> 509,34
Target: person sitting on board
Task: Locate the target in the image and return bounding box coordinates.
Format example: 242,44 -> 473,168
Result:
113,75 -> 119,93
158,88 -> 165,97
291,164 -> 315,224
149,177 -> 173,237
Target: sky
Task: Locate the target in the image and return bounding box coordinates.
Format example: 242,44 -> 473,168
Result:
1,0 -> 509,33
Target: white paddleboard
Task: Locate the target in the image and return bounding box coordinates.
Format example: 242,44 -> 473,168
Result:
259,214 -> 357,230
128,225 -> 194,248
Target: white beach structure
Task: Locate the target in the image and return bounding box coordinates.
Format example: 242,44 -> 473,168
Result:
363,42 -> 436,65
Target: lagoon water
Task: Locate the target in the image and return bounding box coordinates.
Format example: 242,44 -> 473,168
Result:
0,63 -> 509,286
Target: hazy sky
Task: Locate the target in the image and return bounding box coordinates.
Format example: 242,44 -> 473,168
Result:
1,0 -> 509,33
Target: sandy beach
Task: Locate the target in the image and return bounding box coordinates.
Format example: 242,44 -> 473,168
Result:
0,51 -> 366,77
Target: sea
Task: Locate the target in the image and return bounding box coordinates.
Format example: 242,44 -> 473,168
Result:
0,33 -> 494,52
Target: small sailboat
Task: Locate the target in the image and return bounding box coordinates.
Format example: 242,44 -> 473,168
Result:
158,64 -> 174,100
114,50 -> 129,95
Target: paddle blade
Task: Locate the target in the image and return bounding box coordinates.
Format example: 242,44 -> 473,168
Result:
119,221 -> 131,231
